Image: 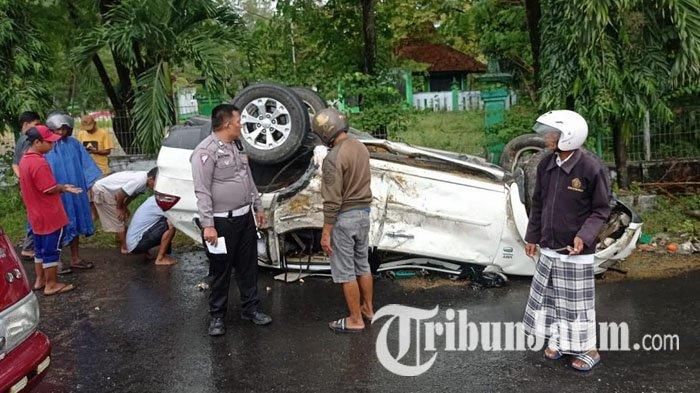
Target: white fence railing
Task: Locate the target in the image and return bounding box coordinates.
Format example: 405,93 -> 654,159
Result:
413,90 -> 517,111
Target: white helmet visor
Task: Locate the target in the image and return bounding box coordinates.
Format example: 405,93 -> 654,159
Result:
532,122 -> 561,135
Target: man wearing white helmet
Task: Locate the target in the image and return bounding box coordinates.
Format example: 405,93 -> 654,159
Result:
521,110 -> 611,371
45,111 -> 103,273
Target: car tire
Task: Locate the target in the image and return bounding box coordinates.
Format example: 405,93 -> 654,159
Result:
291,87 -> 327,117
232,83 -> 310,164
499,133 -> 546,173
520,148 -> 612,212
291,87 -> 327,150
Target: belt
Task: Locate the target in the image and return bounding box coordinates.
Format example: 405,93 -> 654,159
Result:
213,205 -> 250,218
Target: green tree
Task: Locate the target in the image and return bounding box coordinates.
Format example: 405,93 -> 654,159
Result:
0,0 -> 53,133
73,0 -> 243,153
471,0 -> 535,99
538,0 -> 700,188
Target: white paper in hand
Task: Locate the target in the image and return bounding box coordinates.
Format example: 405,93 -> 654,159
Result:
206,237 -> 227,254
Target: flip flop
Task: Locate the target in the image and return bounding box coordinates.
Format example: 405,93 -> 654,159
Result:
58,266 -> 73,275
44,283 -> 75,296
70,260 -> 95,269
328,318 -> 364,334
572,352 -> 601,371
33,285 -> 45,291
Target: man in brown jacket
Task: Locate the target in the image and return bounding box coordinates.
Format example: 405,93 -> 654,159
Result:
312,108 -> 374,333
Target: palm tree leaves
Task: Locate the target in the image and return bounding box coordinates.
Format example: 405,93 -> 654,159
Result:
70,0 -> 244,152
133,61 -> 173,154
539,0 -> 699,126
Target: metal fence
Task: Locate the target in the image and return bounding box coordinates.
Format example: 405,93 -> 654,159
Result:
600,108 -> 700,163
74,104 -> 700,165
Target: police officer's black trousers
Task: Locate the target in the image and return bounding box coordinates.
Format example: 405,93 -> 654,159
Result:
207,212 -> 260,318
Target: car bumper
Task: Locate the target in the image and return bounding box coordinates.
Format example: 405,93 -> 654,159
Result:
0,331 -> 51,392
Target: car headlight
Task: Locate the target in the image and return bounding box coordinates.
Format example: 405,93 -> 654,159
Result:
0,293 -> 40,360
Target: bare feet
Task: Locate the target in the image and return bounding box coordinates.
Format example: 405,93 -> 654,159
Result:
360,304 -> 375,321
33,279 -> 45,291
155,255 -> 177,266
345,316 -> 365,330
120,248 -> 130,255
44,283 -> 75,296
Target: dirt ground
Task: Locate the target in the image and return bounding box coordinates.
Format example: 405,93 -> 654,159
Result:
392,250 -> 700,290
600,249 -> 700,281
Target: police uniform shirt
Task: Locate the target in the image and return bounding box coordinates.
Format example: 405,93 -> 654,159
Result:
190,134 -> 261,228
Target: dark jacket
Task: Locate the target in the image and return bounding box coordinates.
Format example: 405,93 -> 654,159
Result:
524,149 -> 611,255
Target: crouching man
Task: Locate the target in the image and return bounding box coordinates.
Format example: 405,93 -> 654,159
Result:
92,168 -> 158,253
125,195 -> 177,265
522,110 -> 611,372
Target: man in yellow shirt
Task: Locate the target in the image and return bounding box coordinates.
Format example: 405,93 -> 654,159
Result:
76,114 -> 113,175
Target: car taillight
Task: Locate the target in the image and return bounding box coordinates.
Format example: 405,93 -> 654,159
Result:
155,191 -> 180,211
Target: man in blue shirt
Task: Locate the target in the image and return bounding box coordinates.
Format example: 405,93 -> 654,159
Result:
125,196 -> 177,265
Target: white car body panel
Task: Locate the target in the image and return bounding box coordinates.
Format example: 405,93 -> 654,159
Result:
155,136 -> 641,277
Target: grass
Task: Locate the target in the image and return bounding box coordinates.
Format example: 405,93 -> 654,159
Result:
0,186 -> 196,249
397,110 -> 485,156
640,194 -> 700,238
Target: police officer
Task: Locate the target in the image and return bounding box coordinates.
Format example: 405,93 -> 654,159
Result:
191,103 -> 272,337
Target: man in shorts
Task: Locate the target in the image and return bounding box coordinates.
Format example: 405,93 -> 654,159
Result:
19,125 -> 82,295
92,168 -> 157,253
312,108 -> 374,333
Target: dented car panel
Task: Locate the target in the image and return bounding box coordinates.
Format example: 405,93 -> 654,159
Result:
155,131 -> 642,277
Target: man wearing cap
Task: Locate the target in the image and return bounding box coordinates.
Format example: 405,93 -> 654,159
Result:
19,125 -> 82,295
190,103 -> 272,337
76,114 -> 113,176
312,108 -> 374,334
12,111 -> 41,259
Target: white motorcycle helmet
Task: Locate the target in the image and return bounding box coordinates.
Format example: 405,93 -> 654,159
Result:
532,110 -> 588,151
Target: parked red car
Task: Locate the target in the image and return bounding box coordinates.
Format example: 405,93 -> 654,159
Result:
0,226 -> 51,392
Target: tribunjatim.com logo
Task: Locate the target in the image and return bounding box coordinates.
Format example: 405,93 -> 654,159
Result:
372,305 -> 680,377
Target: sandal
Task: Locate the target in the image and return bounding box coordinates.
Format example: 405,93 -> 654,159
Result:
572,351 -> 601,371
58,266 -> 73,275
44,283 -> 75,296
328,318 -> 364,334
71,260 -> 95,269
544,346 -> 563,360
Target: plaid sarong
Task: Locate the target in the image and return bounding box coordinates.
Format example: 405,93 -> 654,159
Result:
522,254 -> 596,354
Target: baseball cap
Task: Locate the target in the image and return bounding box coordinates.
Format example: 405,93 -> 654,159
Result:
26,125 -> 61,143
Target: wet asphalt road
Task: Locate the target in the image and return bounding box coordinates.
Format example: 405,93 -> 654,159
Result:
24,248 -> 699,393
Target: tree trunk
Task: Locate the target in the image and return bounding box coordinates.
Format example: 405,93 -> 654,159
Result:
612,119 -> 630,189
361,0 -> 376,75
524,0 -> 541,92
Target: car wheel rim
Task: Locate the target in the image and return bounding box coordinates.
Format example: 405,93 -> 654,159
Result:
240,97 -> 292,151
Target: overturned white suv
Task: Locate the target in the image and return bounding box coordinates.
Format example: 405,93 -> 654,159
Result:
154,83 -> 642,285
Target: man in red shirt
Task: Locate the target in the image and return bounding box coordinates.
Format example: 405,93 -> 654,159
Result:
19,125 -> 82,295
